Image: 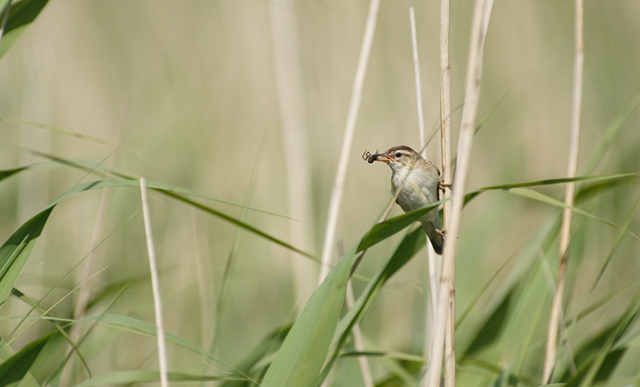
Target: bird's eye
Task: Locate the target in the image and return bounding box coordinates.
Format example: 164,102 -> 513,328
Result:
395,152 -> 402,157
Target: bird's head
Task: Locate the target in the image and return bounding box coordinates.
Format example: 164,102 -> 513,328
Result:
373,145 -> 422,173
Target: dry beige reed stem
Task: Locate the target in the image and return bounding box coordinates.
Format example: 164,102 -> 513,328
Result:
140,178 -> 169,387
425,1 -> 494,386
409,7 -> 440,360
438,0 -> 455,385
542,0 -> 584,382
318,0 -> 381,283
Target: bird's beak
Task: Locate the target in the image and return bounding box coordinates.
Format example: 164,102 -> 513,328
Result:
374,154 -> 392,162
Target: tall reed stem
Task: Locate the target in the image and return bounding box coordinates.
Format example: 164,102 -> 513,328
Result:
425,1 -> 493,386
543,0 -> 584,382
140,178 -> 169,387
409,7 -> 440,366
438,0 -> 455,385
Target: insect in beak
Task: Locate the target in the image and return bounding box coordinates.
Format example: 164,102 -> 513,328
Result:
362,149 -> 380,164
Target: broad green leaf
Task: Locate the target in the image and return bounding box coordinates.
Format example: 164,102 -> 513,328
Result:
0,163 -> 311,258
0,332 -> 55,386
0,0 -> 50,59
357,203 -> 440,252
260,249 -> 354,386
321,228 -> 426,382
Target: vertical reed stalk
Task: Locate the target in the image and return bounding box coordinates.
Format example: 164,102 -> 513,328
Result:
542,0 -> 584,382
318,0 -> 381,282
140,178 -> 169,387
438,0 -> 455,385
409,7 -> 439,362
425,1 -> 493,386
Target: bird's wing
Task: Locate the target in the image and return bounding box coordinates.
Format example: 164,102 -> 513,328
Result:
416,173 -> 441,229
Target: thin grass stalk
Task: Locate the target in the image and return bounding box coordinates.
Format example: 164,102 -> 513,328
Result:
437,0 -> 455,385
268,0 -> 317,304
425,1 -> 493,386
542,0 -> 584,381
318,0 -> 381,282
410,6 -> 439,360
140,178 -> 169,387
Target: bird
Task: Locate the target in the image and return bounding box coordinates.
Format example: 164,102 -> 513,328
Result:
371,145 -> 444,254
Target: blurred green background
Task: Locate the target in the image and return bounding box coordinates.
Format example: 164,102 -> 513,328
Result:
0,0 -> 639,385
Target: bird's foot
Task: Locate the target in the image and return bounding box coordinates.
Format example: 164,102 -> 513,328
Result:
437,228 -> 447,239
438,179 -> 452,190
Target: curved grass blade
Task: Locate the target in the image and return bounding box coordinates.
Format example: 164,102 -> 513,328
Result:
0,117 -> 112,144
0,159 -> 295,220
78,313 -> 228,365
0,178 -> 314,268
506,187 -> 640,241
357,172 -> 638,254
464,171 -> 640,204
357,202 -> 440,252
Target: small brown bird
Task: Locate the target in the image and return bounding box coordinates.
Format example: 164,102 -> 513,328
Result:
372,145 -> 443,254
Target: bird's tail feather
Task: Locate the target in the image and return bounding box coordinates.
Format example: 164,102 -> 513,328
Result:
421,221 -> 443,255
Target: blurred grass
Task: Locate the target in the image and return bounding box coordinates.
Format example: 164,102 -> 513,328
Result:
0,1 -> 639,386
